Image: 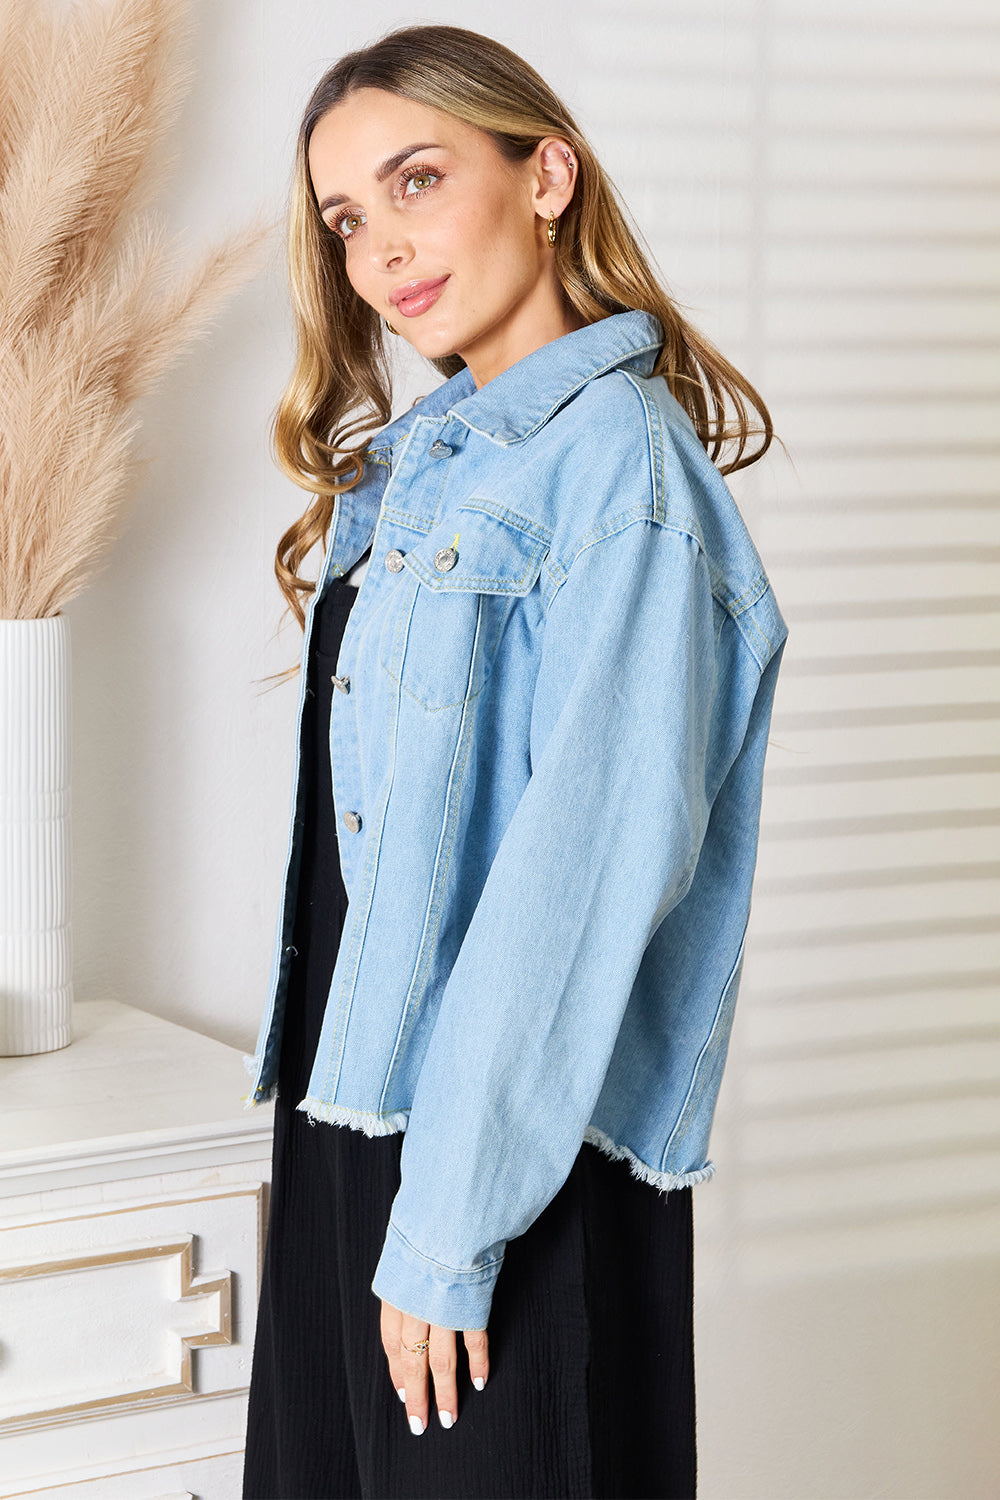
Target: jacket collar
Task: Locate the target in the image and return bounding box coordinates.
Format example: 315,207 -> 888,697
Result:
367,308 -> 663,452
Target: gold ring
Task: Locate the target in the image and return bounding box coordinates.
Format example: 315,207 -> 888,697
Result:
401,1337 -> 430,1355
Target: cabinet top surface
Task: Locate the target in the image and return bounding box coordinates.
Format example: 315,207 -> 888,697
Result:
0,1000 -> 273,1172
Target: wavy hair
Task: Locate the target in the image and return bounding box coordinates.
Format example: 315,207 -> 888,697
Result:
273,22 -> 773,628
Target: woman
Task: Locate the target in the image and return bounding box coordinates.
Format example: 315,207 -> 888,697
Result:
242,22 -> 787,1500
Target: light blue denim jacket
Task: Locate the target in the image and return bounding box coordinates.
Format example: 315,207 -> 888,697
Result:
244,309 -> 788,1331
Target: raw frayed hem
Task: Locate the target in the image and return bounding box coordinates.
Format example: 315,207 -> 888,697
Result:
295,1097 -> 410,1136
239,1053 -> 276,1111
583,1124 -> 715,1193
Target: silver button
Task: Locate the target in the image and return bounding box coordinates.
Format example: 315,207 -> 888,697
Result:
331,674 -> 351,694
429,439 -> 453,458
343,810 -> 362,834
385,549 -> 405,572
434,546 -> 458,572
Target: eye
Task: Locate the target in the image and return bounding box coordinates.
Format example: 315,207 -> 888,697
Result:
330,209 -> 364,242
401,168 -> 440,196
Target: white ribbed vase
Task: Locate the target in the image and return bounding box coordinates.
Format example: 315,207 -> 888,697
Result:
0,616 -> 73,1055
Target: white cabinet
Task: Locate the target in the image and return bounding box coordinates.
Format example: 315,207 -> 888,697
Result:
0,1001 -> 274,1499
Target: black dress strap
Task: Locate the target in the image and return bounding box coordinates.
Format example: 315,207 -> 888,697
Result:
279,573 -> 357,1103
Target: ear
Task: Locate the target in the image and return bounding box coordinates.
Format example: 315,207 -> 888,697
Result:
530,137 -> 578,225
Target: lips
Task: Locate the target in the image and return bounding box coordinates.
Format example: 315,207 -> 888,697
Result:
389,275 -> 449,318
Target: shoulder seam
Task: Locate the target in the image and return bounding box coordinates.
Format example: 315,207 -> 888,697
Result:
615,368 -> 665,523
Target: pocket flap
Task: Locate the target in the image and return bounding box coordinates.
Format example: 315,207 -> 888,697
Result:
401,502 -> 549,596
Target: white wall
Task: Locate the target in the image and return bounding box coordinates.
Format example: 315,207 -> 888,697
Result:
66,2 -> 999,1496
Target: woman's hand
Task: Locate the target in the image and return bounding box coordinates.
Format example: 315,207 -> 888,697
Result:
380,1299 -> 490,1433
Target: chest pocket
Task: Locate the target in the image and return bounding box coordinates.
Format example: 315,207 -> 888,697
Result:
379,503 -> 548,712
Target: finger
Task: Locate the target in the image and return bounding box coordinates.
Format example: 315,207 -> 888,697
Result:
379,1301 -> 408,1406
428,1324 -> 459,1429
399,1312 -> 432,1435
464,1326 -> 490,1391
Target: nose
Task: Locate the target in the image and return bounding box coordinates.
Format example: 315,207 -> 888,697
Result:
366,204 -> 411,275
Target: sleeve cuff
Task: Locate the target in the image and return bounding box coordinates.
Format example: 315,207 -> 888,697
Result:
370,1220 -> 504,1331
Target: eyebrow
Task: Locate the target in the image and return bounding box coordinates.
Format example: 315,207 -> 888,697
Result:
317,142 -> 444,214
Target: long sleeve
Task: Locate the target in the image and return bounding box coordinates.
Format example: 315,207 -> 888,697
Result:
370,515 -> 719,1330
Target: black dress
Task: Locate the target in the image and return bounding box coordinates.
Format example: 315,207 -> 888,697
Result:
242,567 -> 697,1500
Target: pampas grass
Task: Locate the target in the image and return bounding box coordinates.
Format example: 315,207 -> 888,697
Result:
0,0 -> 268,618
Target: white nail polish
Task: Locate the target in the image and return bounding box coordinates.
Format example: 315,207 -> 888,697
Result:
409,1414 -> 426,1436
439,1409 -> 455,1429
473,1376 -> 485,1391
397,1386 -> 406,1402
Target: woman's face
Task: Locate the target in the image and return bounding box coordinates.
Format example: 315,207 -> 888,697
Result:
307,88 -> 582,387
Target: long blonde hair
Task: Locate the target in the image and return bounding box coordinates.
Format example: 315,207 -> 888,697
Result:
273,22 -> 773,628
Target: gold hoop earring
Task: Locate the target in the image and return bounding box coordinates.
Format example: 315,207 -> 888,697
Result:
547,210 -> 557,247
383,316 -> 399,336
